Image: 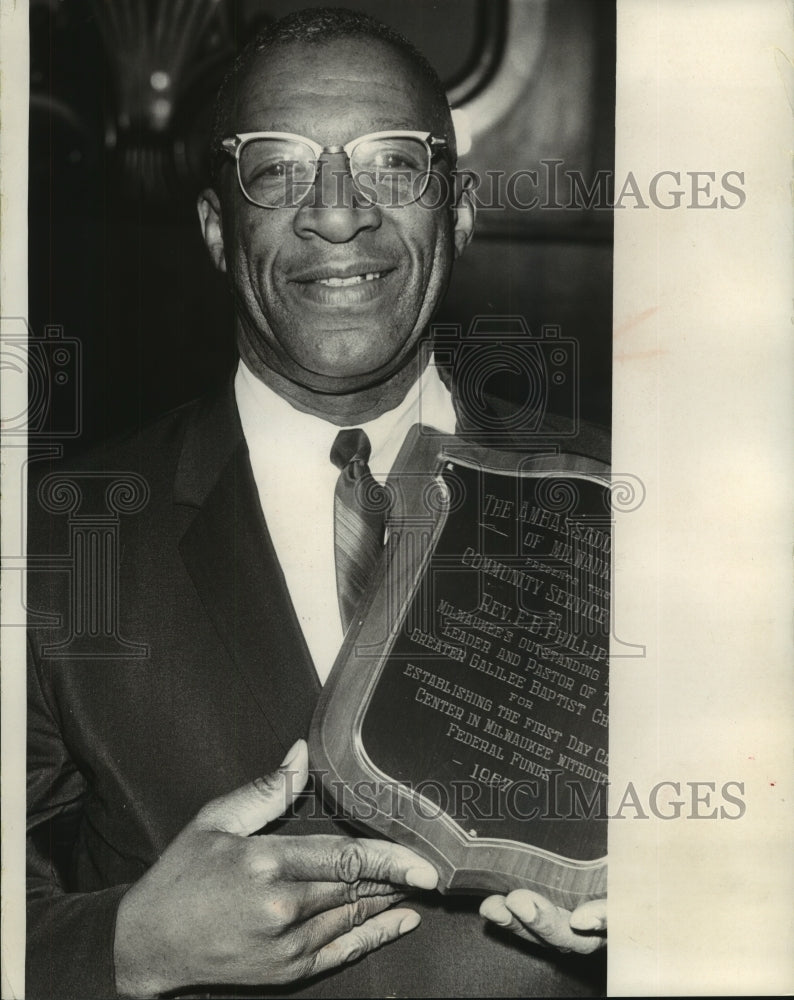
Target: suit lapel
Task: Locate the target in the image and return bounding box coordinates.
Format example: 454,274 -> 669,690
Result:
175,384 -> 321,753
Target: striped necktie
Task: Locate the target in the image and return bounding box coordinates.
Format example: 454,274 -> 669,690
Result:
331,428 -> 391,633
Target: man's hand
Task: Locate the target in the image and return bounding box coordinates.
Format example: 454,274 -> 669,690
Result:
480,890 -> 606,955
114,740 -> 438,997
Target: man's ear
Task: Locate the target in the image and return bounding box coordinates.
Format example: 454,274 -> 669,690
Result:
451,171 -> 476,259
197,188 -> 227,273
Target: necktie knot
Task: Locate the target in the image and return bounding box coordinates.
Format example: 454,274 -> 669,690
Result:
330,427 -> 371,471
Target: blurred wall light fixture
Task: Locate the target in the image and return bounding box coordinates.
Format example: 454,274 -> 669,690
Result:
452,0 -> 548,147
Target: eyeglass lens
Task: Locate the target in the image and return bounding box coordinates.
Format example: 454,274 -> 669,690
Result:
238,135 -> 431,207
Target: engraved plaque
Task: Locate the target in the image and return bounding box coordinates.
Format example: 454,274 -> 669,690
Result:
310,425 -> 610,908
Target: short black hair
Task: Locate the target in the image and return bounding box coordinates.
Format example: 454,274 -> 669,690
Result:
210,6 -> 455,182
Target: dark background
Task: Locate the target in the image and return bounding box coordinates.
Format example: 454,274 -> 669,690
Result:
29,0 -> 615,455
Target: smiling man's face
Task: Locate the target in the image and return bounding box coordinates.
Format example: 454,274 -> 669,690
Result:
200,36 -> 473,406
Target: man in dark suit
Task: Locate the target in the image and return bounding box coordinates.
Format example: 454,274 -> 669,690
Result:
27,8 -> 607,997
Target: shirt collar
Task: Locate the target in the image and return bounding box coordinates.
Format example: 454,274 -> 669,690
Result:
235,357 -> 456,479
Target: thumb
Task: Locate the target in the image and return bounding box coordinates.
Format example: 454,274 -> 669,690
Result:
193,739 -> 309,836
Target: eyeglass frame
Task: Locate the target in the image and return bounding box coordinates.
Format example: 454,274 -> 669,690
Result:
217,129 -> 451,209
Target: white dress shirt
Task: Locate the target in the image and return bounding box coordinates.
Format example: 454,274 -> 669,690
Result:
235,358 -> 457,684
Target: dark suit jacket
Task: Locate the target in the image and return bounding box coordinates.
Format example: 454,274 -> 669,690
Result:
26,381 -> 608,999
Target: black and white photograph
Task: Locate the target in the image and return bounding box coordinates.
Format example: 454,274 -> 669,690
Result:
1,1 -> 791,997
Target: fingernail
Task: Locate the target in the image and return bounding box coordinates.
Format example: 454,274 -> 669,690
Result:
572,915 -> 605,931
483,906 -> 512,928
509,898 -> 536,924
399,912 -> 421,934
405,865 -> 438,890
279,739 -> 303,768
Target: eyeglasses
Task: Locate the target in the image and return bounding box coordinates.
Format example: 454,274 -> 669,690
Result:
218,130 -> 450,209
